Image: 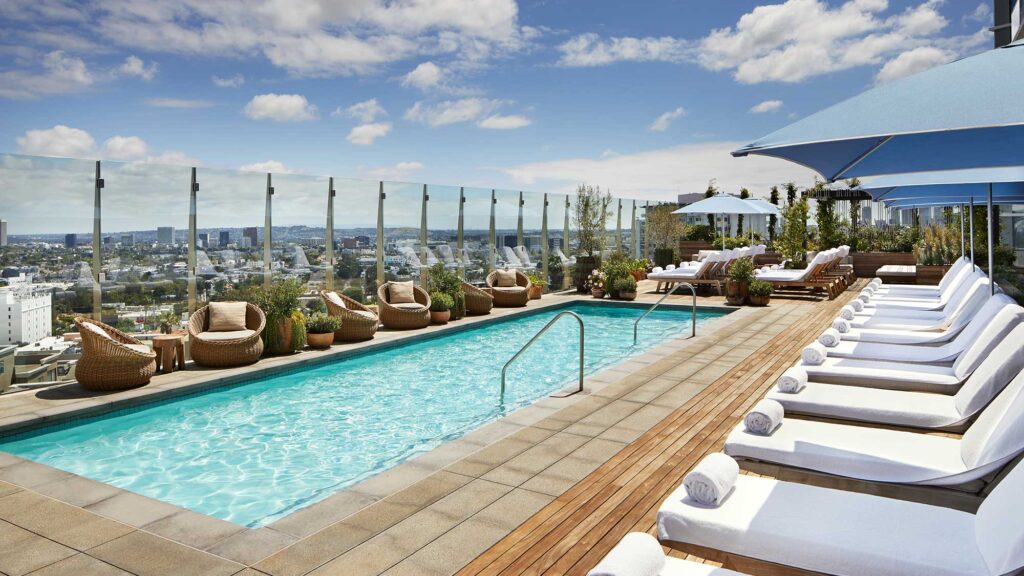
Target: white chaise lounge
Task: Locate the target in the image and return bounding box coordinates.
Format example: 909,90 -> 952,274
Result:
588,533 -> 745,576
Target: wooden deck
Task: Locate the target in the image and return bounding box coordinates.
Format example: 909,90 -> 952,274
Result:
458,281 -> 865,576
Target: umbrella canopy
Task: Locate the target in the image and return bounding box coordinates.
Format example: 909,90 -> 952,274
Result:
862,166 -> 1024,200
672,194 -> 767,215
744,198 -> 781,215
733,41 -> 1024,182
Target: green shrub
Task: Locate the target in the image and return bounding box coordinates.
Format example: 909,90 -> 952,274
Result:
429,291 -> 454,312
613,275 -> 638,293
525,270 -> 547,288
748,279 -> 773,297
727,257 -> 754,283
341,286 -> 365,303
306,312 -> 342,334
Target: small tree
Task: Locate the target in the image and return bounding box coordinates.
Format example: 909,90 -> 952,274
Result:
768,185 -> 780,246
846,177 -> 862,252
704,180 -> 718,229
646,204 -> 687,266
785,182 -> 798,206
779,197 -> 810,265
738,187 -> 750,235
573,184 -> 612,258
811,181 -> 843,250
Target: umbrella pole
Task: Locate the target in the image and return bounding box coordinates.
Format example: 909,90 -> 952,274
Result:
987,184 -> 995,296
959,204 -> 965,263
969,197 -> 975,272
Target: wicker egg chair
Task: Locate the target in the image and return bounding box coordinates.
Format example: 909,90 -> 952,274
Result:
320,290 -> 379,342
486,270 -> 531,307
74,317 -> 158,391
376,283 -> 431,330
188,302 -> 266,368
462,281 -> 493,315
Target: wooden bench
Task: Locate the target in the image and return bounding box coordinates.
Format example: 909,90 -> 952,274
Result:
875,264 -> 916,284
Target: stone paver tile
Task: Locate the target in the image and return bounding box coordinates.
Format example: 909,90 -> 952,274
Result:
519,439 -> 627,497
0,520 -> 77,576
265,489 -> 376,539
0,460 -> 72,489
620,376 -> 684,404
421,478 -> 512,524
480,432 -> 590,487
89,531 -> 243,576
0,478 -> 23,498
342,470 -> 473,535
26,553 -> 132,576
85,491 -> 180,528
143,509 -> 246,551
380,518 -> 508,576
207,527 -> 297,567
561,399 -> 644,437
651,381 -> 709,409
444,427 -> 555,478
344,460 -> 442,501
32,475 -> 123,508
0,490 -> 134,551
472,487 -> 553,531
231,569 -> 272,576
597,404 -> 676,444
252,522 -> 376,576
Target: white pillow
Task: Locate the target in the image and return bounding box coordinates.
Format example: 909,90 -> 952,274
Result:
325,291 -> 346,309
82,321 -> 113,340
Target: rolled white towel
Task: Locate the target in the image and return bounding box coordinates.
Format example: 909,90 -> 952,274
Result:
818,328 -> 841,347
856,293 -> 871,304
849,298 -> 864,312
651,266 -> 663,274
859,289 -> 874,299
587,533 -> 665,576
801,341 -> 827,365
666,264 -> 676,271
683,453 -> 739,507
832,317 -> 850,333
744,399 -> 784,436
839,305 -> 856,321
870,278 -> 883,287
777,367 -> 807,393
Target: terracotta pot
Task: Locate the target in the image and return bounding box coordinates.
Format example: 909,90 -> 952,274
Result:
724,280 -> 749,306
748,294 -> 770,307
591,288 -> 606,299
307,331 -> 334,349
430,310 -> 451,325
619,291 -> 637,301
528,285 -> 543,300
267,317 -> 294,355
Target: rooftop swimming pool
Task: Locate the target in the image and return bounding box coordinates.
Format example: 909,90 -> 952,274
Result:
0,302 -> 728,527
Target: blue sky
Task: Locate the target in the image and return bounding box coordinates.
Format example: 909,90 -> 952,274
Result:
0,0 -> 996,203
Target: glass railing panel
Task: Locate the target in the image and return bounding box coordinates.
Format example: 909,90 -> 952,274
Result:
461,187 -> 493,285
424,184 -> 460,282
0,154 -> 98,334
268,173 -> 328,289
382,181 -> 424,287
331,178 -> 380,304
493,189 -> 521,271
546,193 -> 570,291
196,166 -> 270,296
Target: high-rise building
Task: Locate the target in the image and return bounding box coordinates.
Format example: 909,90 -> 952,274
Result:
64,233 -> 77,248
197,233 -> 210,248
121,234 -> 135,246
218,230 -> 231,247
157,227 -> 175,245
0,285 -> 52,345
243,227 -> 259,247
0,220 -> 7,246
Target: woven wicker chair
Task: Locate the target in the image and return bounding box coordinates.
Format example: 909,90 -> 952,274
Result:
486,270 -> 531,307
376,283 -> 431,330
188,302 -> 266,368
462,281 -> 493,315
320,290 -> 379,342
74,317 -> 157,391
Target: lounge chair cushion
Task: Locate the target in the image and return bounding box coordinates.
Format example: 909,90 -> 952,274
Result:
125,344 -> 152,355
767,382 -> 960,428
325,291 -> 346,309
801,357 -> 961,391
196,329 -> 256,342
388,281 -> 416,304
494,269 -> 518,287
391,302 -> 427,311
657,475 -> 987,576
724,418 -> 966,484
81,321 -> 114,341
208,302 -> 248,332
660,558 -> 745,576
351,310 -> 377,320
492,286 -> 526,293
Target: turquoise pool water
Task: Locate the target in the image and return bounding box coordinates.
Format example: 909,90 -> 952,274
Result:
0,303 -> 726,527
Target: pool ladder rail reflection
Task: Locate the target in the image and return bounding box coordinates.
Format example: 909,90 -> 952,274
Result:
500,310 -> 584,398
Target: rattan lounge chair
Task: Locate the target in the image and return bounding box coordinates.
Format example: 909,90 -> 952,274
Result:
320,290 -> 379,341
74,317 -> 158,391
377,282 -> 431,329
486,269 -> 531,307
188,302 -> 266,368
462,281 -> 493,315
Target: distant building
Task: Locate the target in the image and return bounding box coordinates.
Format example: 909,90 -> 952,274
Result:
121,234 -> 135,246
157,227 -> 175,245
239,237 -> 252,249
64,233 -> 77,248
353,235 -> 370,246
218,230 -> 231,247
242,227 -> 259,247
197,233 -> 210,248
0,220 -> 7,246
103,236 -> 113,245
0,285 -> 52,345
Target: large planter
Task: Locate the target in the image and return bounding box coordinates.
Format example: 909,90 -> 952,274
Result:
307,331 -> 334,349
266,317 -> 295,355
748,294 -> 770,307
528,285 -> 543,300
430,310 -> 451,325
591,288 -> 606,299
653,247 -> 675,268
850,251 -> 915,278
618,290 -> 637,301
917,264 -> 950,285
724,280 -> 749,306
630,270 -> 647,281
575,256 -> 598,293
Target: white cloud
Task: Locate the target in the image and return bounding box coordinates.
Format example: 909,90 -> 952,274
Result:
243,93 -> 318,122
357,161 -> 425,180
964,2 -> 992,24
649,107 -> 686,131
477,114 -> 532,129
875,46 -> 954,83
334,98 -> 387,122
346,122 -> 392,145
239,160 -> 295,173
117,55 -> 157,80
558,33 -> 691,66
404,98 -> 503,127
402,61 -> 444,90
212,73 -> 244,88
749,100 -> 784,114
146,97 -> 215,108
16,124 -> 96,157
102,135 -> 148,160
501,141 -> 816,200
0,50 -> 93,99
144,151 -> 201,166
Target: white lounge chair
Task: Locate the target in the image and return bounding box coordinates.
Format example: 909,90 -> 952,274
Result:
657,453 -> 1024,576
859,269 -> 984,312
839,290 -> 997,345
802,305 -> 1018,393
554,247 -> 576,266
870,257 -> 972,297
514,245 -> 538,269
588,532 -> 745,576
725,363 -> 1024,487
773,321 -> 1024,430
847,276 -> 990,331
396,246 -> 426,269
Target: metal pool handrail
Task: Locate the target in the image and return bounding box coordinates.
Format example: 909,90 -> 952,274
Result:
634,283 -> 696,345
501,310 -> 584,398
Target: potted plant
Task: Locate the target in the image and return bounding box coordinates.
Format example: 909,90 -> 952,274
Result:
573,184 -> 612,292
227,279 -> 307,355
630,258 -> 651,281
614,276 -> 638,300
427,263 -> 465,319
305,312 -> 341,348
748,279 -> 772,306
526,271 -> 546,299
589,269 -> 607,298
428,291 -> 454,324
725,257 -> 754,306
546,253 -> 565,289
646,204 -> 686,268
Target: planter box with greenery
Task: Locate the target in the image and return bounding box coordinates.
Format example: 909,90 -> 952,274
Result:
429,291 -> 453,324
427,263 -> 465,320
612,275 -> 638,300
725,257 -> 754,306
306,312 -> 341,349
526,271 -> 546,299
573,184 -> 612,292
748,279 -> 772,306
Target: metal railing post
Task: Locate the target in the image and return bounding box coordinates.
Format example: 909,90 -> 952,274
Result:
501,311 -> 585,398
634,283 -> 697,344
92,161 -> 103,321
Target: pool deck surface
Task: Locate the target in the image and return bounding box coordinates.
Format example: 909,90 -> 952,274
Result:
0,282 -> 850,576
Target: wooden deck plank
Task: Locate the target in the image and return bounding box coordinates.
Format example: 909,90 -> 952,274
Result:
459,283 -> 862,576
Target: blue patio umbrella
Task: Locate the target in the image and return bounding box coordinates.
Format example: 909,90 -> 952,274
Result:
732,41 -> 1024,182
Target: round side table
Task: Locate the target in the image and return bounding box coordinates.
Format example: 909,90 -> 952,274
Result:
152,334 -> 186,374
